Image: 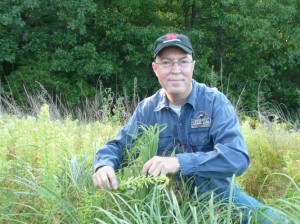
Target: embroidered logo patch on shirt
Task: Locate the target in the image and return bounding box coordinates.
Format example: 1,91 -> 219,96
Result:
191,111 -> 212,128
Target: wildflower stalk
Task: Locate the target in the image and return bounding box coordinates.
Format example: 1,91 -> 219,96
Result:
117,124 -> 170,193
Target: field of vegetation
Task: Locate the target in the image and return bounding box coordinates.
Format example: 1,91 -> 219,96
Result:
1,1 -> 299,223
0,97 -> 299,223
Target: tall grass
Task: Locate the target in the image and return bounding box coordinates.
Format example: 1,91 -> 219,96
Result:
0,152 -> 256,223
0,82 -> 132,123
0,89 -> 300,223
238,117 -> 300,199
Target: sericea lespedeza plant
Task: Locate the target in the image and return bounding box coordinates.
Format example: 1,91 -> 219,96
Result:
117,123 -> 170,193
118,175 -> 170,192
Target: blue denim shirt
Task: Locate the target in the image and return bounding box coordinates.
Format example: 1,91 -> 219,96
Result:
94,80 -> 250,192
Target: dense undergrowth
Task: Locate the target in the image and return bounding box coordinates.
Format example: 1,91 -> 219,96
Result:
0,100 -> 299,223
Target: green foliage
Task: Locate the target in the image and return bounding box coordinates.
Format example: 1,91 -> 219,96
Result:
1,104 -> 300,223
237,117 -> 300,199
0,104 -> 119,173
193,0 -> 300,111
117,124 -> 170,194
1,0 -> 298,112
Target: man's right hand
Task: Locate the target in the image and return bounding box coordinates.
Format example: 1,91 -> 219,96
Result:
92,166 -> 118,190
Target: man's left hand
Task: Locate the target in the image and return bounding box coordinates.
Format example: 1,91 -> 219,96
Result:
142,156 -> 180,176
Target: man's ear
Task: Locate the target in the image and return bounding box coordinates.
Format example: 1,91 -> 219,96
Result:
152,62 -> 158,75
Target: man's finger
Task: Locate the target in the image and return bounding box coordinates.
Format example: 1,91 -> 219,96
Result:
142,159 -> 152,175
93,172 -> 105,190
93,166 -> 118,190
107,171 -> 118,189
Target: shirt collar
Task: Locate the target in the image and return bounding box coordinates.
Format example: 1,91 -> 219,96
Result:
154,89 -> 169,111
154,79 -> 198,112
185,79 -> 198,110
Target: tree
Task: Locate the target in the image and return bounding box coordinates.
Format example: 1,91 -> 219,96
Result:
0,0 -> 299,114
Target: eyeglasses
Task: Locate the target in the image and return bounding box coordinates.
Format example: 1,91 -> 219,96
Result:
154,58 -> 193,69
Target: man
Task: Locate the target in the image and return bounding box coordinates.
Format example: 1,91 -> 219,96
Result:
93,33 -> 286,223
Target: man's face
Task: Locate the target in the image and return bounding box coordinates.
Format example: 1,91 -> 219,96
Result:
152,47 -> 195,104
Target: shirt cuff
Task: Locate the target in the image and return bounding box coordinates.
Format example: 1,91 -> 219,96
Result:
176,153 -> 197,176
94,160 -> 115,172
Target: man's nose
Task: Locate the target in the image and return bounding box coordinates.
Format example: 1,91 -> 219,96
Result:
171,62 -> 181,73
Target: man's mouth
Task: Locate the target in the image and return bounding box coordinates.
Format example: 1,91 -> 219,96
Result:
169,78 -> 184,82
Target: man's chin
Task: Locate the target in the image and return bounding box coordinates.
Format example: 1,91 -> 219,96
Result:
167,89 -> 185,97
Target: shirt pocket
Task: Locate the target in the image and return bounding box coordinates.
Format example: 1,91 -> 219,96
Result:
188,128 -> 212,152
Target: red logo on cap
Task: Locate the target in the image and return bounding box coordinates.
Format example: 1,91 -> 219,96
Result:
166,33 -> 179,40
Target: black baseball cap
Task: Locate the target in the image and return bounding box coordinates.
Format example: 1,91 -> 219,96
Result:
153,33 -> 193,58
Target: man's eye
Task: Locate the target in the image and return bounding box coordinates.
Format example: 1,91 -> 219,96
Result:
162,61 -> 171,66
180,60 -> 190,65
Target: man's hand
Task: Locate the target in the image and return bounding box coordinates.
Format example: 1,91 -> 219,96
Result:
142,156 -> 180,176
93,166 -> 118,190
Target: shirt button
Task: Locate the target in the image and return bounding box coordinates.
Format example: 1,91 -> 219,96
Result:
179,122 -> 183,127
